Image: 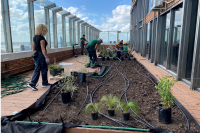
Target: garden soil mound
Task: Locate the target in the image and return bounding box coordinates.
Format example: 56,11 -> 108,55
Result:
24,59 -> 198,133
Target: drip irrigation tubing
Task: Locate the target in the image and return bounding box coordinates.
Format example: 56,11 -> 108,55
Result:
117,61 -> 154,129
89,61 -> 137,128
77,82 -> 89,115
133,60 -> 190,130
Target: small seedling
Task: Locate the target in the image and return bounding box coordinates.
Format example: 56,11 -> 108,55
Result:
100,94 -> 120,110
120,101 -> 139,114
85,103 -> 102,115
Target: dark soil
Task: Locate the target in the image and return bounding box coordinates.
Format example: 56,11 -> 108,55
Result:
24,58 -> 198,133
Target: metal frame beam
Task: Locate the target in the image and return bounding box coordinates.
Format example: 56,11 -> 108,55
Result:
77,20 -> 84,45
72,18 -> 79,44
28,0 -> 35,50
68,16 -> 76,45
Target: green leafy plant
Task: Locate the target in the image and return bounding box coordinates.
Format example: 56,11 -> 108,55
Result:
85,103 -> 102,115
79,55 -> 89,74
100,94 -> 120,110
106,54 -> 110,58
48,65 -> 62,70
113,54 -> 117,58
155,76 -> 177,109
120,101 -> 139,114
57,69 -> 78,93
101,47 -> 106,57
121,50 -> 124,55
99,45 -> 103,53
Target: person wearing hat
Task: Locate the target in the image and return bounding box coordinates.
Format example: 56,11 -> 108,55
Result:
123,42 -> 128,57
80,35 -> 88,55
116,42 -> 123,58
86,38 -> 103,68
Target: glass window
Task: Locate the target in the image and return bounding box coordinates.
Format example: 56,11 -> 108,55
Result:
109,32 -> 117,44
119,32 -> 129,43
1,16 -> 6,54
160,13 -> 170,67
9,0 -> 31,52
66,18 -> 70,46
57,14 -> 62,48
50,11 -> 54,48
169,7 -> 183,73
100,32 -> 108,44
34,3 -> 45,30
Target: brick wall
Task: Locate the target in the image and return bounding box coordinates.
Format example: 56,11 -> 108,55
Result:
1,48 -> 82,78
145,0 -> 181,23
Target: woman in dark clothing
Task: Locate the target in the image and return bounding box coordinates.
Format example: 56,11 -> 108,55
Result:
27,24 -> 51,91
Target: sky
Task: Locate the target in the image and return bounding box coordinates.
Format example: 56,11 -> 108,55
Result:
1,0 -> 131,49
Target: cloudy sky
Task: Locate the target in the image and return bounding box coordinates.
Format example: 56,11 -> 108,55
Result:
1,0 -> 131,47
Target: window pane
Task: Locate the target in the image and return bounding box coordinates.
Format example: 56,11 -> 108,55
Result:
57,14 -> 62,48
160,13 -> 170,67
119,32 -> 129,43
100,32 -> 108,44
169,7 -> 183,73
34,3 -> 45,29
9,0 -> 31,52
66,18 -> 69,46
1,16 -> 6,54
109,32 -> 117,44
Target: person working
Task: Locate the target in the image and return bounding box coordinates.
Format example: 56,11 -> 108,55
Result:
123,42 -> 128,57
27,24 -> 51,91
80,35 -> 88,55
117,43 -> 123,58
86,38 -> 103,68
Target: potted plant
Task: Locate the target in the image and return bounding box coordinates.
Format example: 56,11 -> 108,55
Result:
100,94 -> 120,116
113,54 -> 117,60
106,54 -> 110,60
101,48 -> 106,61
49,65 -> 64,76
78,56 -> 89,82
120,101 -> 139,121
85,103 -> 102,120
57,70 -> 78,104
155,76 -> 177,124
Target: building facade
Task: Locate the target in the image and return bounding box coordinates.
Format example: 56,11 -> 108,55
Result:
130,0 -> 200,92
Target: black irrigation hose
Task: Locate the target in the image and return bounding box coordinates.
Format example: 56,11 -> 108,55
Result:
77,82 -> 89,115
89,62 -> 136,128
117,61 -> 154,129
133,61 -> 190,130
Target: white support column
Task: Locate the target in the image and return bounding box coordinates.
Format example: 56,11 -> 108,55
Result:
68,16 -> 76,45
72,18 -> 79,44
81,22 -> 87,37
77,20 -> 84,45
27,0 -> 36,50
61,12 -> 70,47
85,25 -> 90,41
1,0 -> 13,53
52,7 -> 62,48
44,3 -> 56,48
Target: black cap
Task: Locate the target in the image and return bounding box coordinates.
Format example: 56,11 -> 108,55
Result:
83,35 -> 85,36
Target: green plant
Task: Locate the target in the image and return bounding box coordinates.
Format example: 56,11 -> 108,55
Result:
99,45 -> 103,53
85,103 -> 102,115
79,55 -> 89,74
57,69 -> 78,93
155,76 -> 177,109
106,54 -> 110,58
48,65 -> 62,70
101,47 -> 106,57
121,50 -> 124,55
120,101 -> 139,114
113,54 -> 117,58
100,94 -> 120,110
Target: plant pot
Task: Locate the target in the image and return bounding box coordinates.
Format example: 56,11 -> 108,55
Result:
91,112 -> 98,120
120,57 -> 124,61
108,109 -> 115,116
122,112 -> 130,121
128,57 -> 131,61
113,57 -> 116,60
130,55 -> 133,57
101,57 -> 105,61
71,71 -> 79,76
61,92 -> 71,104
106,57 -> 109,60
158,104 -> 171,124
50,68 -> 64,76
79,73 -> 86,83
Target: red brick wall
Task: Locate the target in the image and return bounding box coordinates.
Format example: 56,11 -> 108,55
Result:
145,0 -> 181,23
1,48 -> 82,78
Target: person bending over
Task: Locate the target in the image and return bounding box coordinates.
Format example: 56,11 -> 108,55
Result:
86,38 -> 103,68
